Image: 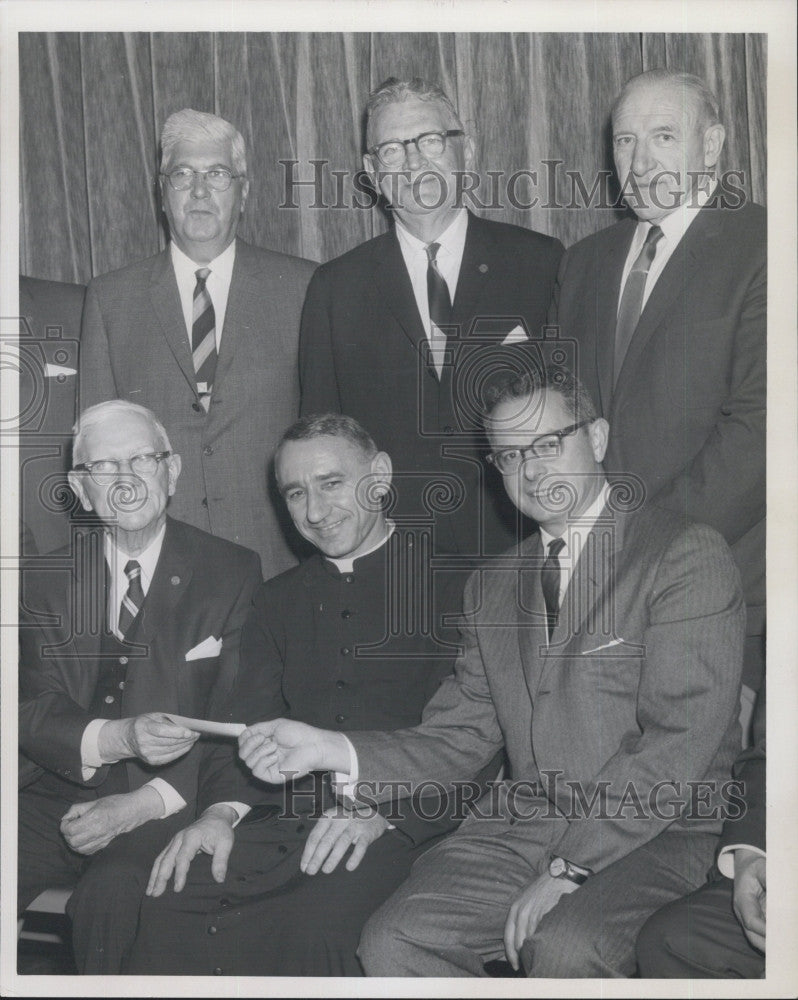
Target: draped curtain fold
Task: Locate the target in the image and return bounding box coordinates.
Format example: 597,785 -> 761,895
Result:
19,31 -> 766,282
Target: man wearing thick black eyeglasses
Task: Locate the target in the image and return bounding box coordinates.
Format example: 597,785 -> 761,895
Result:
236,365 -> 746,978
300,76 -> 564,559
18,399 -> 261,974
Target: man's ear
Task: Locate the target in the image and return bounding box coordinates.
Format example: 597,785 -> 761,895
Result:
239,177 -> 250,214
67,470 -> 93,512
370,451 -> 393,497
462,132 -> 476,171
166,453 -> 182,497
588,418 -> 610,464
362,152 -> 379,192
703,123 -> 725,168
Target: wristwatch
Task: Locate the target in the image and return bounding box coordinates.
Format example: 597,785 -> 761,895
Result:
548,856 -> 592,885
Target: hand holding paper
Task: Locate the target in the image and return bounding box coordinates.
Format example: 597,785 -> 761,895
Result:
162,714 -> 245,738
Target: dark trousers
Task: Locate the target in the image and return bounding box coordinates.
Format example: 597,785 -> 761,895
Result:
19,774 -> 185,974
128,811 -> 439,976
636,875 -> 765,978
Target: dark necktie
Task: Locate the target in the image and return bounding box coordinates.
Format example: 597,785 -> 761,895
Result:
541,537 -> 566,641
426,242 -> 451,378
614,225 -> 663,387
192,267 -> 217,411
117,559 -> 144,638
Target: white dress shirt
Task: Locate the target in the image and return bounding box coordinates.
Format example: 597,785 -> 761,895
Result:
394,208 -> 469,345
170,238 -> 236,350
617,181 -> 716,314
80,524 -> 186,818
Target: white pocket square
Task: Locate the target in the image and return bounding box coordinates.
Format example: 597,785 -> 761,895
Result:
44,363 -> 77,378
580,638 -> 625,655
501,324 -> 528,345
185,636 -> 222,660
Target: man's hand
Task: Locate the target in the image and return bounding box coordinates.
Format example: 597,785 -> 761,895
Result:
733,848 -> 766,952
60,786 -> 164,855
146,805 -> 238,897
99,713 -> 199,766
504,873 -> 580,971
300,807 -> 389,875
238,718 -> 349,784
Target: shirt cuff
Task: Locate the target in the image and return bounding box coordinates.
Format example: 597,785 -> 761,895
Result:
717,843 -> 766,879
212,802 -> 251,827
331,735 -> 359,803
146,778 -> 187,819
80,718 -> 119,780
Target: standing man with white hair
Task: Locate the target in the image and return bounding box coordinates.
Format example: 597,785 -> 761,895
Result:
550,69 -> 766,709
18,400 -> 261,973
300,77 -> 564,558
81,109 -> 316,580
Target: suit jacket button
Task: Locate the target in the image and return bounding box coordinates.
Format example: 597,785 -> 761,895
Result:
336,680 -> 346,689
119,656 -> 128,665
201,498 -> 208,508
104,695 -> 115,704
171,575 -> 180,585
192,402 -> 202,412
203,445 -> 213,456
213,968 -> 223,975
208,925 -> 218,935
335,714 -> 346,724
341,609 -> 352,619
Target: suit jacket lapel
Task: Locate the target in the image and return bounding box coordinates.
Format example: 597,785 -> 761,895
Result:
214,238 -> 255,392
148,250 -> 198,395
449,213 -> 491,333
598,219 -> 636,416
614,204 -> 721,399
129,519 -> 193,644
370,230 -> 428,352
537,506 -> 627,693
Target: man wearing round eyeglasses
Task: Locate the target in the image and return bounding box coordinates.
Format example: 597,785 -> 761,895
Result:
300,77 -> 564,560
233,365 -> 745,978
81,108 -> 316,582
18,399 -> 261,973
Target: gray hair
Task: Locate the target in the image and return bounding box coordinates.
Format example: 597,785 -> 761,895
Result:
275,413 -> 379,468
73,401 -> 172,466
160,108 -> 247,176
365,77 -> 464,148
612,69 -> 722,132
483,366 -> 598,426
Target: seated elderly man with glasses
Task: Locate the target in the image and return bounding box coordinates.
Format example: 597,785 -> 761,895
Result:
18,399 -> 261,974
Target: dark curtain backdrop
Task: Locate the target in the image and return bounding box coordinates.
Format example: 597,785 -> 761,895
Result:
19,32 -> 766,282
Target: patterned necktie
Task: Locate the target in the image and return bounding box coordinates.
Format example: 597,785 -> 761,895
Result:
117,559 -> 144,638
192,267 -> 217,411
541,537 -> 566,641
425,242 -> 452,379
613,225 -> 663,387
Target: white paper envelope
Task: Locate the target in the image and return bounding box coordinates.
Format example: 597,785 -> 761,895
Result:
163,713 -> 245,738
185,635 -> 222,660
44,363 -> 77,378
501,324 -> 529,345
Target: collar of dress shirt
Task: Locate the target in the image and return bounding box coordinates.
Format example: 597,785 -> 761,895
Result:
394,206 -> 469,261
625,177 -> 717,267
538,480 -> 611,582
170,236 -> 236,286
104,521 -> 166,634
325,521 -> 396,575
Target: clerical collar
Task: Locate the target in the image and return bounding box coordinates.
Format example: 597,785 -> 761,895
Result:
325,522 -> 395,574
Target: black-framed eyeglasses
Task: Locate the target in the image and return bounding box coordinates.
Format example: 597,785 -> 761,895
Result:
160,167 -> 243,192
486,422 -> 590,475
73,452 -> 171,484
368,130 -> 465,168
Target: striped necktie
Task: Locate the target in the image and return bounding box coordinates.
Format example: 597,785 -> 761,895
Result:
117,560 -> 144,638
426,242 -> 451,379
192,267 -> 217,411
613,225 -> 663,387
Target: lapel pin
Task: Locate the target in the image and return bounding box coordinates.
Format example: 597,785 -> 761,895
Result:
171,575 -> 181,586
479,263 -> 489,273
